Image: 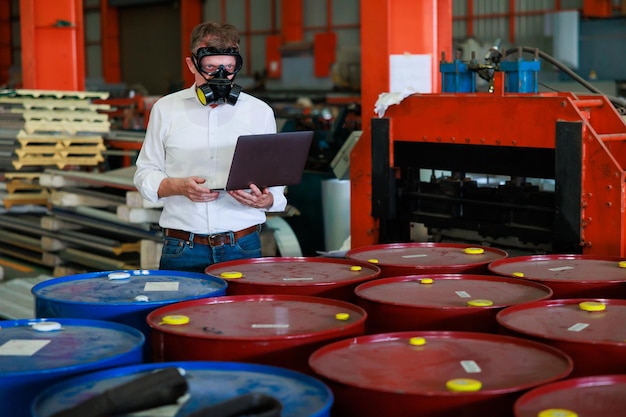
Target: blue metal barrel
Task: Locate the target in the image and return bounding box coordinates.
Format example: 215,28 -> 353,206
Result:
0,318 -> 144,417
32,361 -> 333,417
31,269 -> 227,355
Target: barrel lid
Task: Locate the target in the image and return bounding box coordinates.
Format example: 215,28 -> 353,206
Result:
31,270 -> 227,305
0,318 -> 144,376
496,298 -> 626,345
309,331 -> 572,395
345,243 -> 507,269
355,274 -> 552,308
514,375 -> 626,417
488,254 -> 626,283
147,295 -> 367,339
205,257 -> 380,287
32,361 -> 333,417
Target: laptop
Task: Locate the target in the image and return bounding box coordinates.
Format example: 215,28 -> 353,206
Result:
224,130 -> 314,190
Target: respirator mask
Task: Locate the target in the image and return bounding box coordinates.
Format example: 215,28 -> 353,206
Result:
192,47 -> 243,106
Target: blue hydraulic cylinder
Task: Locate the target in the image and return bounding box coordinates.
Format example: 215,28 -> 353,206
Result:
500,58 -> 541,93
440,59 -> 476,93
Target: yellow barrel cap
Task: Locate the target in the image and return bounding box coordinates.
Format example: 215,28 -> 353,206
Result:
445,378 -> 482,392
579,301 -> 606,312
335,313 -> 350,321
161,315 -> 190,325
463,247 -> 484,255
467,299 -> 493,307
619,261 -> 626,268
219,271 -> 243,279
350,265 -> 362,271
512,271 -> 525,277
367,258 -> 379,264
538,409 -> 578,417
409,337 -> 426,346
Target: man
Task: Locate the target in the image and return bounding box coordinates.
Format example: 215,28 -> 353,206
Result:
133,21 -> 286,272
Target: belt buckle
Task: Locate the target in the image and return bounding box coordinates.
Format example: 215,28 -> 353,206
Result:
208,233 -> 229,247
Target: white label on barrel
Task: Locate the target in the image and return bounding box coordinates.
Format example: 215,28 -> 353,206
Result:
251,324 -> 290,328
143,282 -> 179,291
568,322 -> 589,332
0,339 -> 51,356
548,266 -> 574,272
460,360 -> 482,373
402,254 -> 429,258
281,277 -> 314,281
455,291 -> 471,298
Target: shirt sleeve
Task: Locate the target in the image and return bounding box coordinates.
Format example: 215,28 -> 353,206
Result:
133,102 -> 168,203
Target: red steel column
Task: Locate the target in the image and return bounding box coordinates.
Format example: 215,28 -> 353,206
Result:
180,0 -> 203,87
100,0 -> 120,84
0,0 -> 11,86
351,0 -> 452,248
281,0 -> 303,42
20,0 -> 85,90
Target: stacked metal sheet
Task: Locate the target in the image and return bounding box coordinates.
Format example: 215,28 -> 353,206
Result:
0,89 -> 111,171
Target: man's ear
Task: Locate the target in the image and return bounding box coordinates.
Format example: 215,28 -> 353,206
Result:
185,56 -> 196,74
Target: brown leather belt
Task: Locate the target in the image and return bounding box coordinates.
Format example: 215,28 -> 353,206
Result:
163,225 -> 259,247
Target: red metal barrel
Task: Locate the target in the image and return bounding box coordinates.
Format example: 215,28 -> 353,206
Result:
205,256 -> 381,302
488,254 -> 626,298
355,274 -> 553,334
497,298 -> 626,377
514,374 -> 626,417
146,294 -> 367,374
346,242 -> 508,278
308,331 -> 572,417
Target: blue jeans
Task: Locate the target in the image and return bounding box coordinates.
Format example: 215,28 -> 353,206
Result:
159,230 -> 262,273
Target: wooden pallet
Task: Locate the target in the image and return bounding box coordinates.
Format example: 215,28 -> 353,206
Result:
1,191 -> 50,209
0,97 -> 111,111
23,119 -> 111,135
2,89 -> 110,100
17,109 -> 110,123
12,154 -> 104,169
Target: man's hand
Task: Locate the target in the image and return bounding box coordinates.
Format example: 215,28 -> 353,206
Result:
158,176 -> 219,202
228,183 -> 274,209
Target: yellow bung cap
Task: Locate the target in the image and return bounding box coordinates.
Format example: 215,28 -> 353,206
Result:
220,271 -> 243,279
445,378 -> 482,392
467,299 -> 493,307
335,313 -> 350,321
538,409 -> 578,417
367,258 -> 379,264
512,271 -> 525,277
579,301 -> 606,312
463,247 -> 484,255
420,278 -> 434,284
409,337 -> 426,346
350,265 -> 362,271
161,315 -> 190,325
619,261 -> 626,268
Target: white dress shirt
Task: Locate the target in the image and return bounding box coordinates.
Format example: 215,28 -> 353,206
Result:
133,85 -> 287,234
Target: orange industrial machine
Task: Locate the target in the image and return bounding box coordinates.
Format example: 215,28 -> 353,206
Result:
354,50 -> 626,257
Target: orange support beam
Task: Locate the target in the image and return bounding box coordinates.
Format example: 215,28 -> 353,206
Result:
20,0 -> 85,90
583,0 -> 613,17
180,0 -> 203,88
100,0 -> 120,84
266,34 -> 282,78
313,32 -> 336,77
281,0 -> 303,43
0,1 -> 11,86
351,0 -> 452,248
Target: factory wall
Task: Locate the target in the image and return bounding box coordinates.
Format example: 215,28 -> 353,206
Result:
4,0 -> 625,95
